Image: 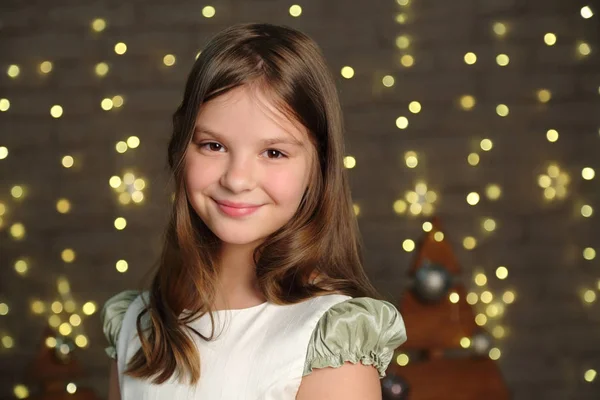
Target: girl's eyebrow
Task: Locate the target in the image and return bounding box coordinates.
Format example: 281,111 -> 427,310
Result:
194,126 -> 304,147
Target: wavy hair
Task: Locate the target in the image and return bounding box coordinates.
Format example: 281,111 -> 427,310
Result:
124,22 -> 382,385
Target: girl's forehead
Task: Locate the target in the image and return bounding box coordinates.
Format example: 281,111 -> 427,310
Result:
196,86 -> 310,144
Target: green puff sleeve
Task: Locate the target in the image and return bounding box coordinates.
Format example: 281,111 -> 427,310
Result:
303,297 -> 407,379
100,290 -> 141,360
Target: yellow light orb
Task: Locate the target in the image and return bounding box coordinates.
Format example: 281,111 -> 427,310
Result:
45,337 -> 57,348
341,66 -> 354,79
114,217 -> 127,230
467,153 -> 480,166
112,95 -> 124,107
395,35 -> 411,49
50,105 -> 63,118
127,136 -> 140,148
66,383 -> 77,394
503,290 -> 516,304
82,301 -> 97,315
460,337 -> 471,348
496,266 -> 508,279
496,54 -> 510,66
202,6 -> 216,18
582,167 -> 595,180
581,6 -> 594,19
75,334 -> 89,348
91,18 -> 106,32
496,104 -> 509,116
583,290 -> 596,303
116,259 -> 129,273
109,176 -> 122,188
343,156 -> 356,169
583,247 -> 596,260
537,89 -> 552,103
101,98 -> 113,111
31,300 -> 45,314
395,13 -> 407,24
584,369 -> 597,382
58,322 -> 72,336
61,248 -> 75,263
434,231 -> 444,242
475,273 -> 487,286
393,199 -> 407,214
69,314 -> 82,326
7,64 -> 20,78
486,184 -> 501,200
493,22 -> 507,36
11,185 -> 24,199
396,353 -> 409,366
95,62 -> 109,77
0,98 -> 10,112
51,301 -> 63,314
115,141 -> 128,153
467,192 -> 480,205
422,221 -> 433,232
578,42 -> 591,56
39,61 -> 53,74
489,348 -> 501,360
0,303 -> 8,315
408,101 -> 421,113
463,237 -> 477,250
14,259 -> 28,275
382,75 -> 395,87
449,292 -> 460,303
395,116 -> 409,129
402,239 -> 415,252
163,54 -> 176,66
10,223 -> 26,239
475,313 -> 487,326
114,42 -> 127,55
483,218 -> 496,232
460,95 -> 476,110
581,205 -> 593,217
481,291 -> 493,303
480,139 -> 493,151
56,198 -> 71,214
400,55 -> 414,67
546,129 -> 559,142
13,384 -> 29,399
133,178 -> 145,190
62,155 -> 74,168
289,5 -> 302,17
467,292 -> 478,305
544,33 -> 557,46
464,52 -> 477,65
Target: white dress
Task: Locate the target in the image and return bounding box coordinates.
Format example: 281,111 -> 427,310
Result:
102,290 -> 407,400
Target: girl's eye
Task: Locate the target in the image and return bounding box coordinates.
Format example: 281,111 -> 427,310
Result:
264,149 -> 286,159
198,142 -> 287,159
199,142 -> 224,152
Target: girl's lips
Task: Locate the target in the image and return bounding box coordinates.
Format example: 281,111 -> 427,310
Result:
214,199 -> 262,217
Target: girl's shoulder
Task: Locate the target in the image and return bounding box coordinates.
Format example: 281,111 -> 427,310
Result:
303,297 -> 407,379
100,290 -> 147,359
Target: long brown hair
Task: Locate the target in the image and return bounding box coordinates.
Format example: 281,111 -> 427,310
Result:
125,22 -> 382,385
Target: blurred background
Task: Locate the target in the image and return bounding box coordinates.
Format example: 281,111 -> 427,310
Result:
0,0 -> 599,399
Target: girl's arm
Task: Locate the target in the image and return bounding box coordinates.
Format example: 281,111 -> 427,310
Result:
108,360 -> 122,400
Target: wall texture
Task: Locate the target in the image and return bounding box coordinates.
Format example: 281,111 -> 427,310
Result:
0,0 -> 599,399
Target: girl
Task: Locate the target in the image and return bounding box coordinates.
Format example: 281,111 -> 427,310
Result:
101,22 -> 407,399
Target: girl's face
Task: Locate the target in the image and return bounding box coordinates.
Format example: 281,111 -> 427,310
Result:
184,85 -> 315,246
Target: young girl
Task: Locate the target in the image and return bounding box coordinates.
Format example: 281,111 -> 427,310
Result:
101,22 -> 407,399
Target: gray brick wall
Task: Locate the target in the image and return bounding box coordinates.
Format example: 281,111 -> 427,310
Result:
0,0 -> 599,399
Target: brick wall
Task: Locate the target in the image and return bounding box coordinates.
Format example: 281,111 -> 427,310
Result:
0,0 -> 599,399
